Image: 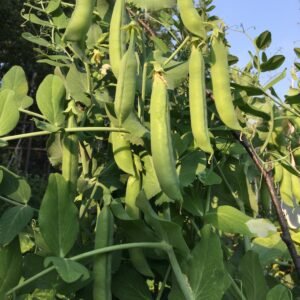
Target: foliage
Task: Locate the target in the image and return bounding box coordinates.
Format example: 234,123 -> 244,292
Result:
0,0 -> 300,299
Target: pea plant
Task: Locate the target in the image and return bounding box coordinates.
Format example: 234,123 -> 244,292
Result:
1,0 -> 300,299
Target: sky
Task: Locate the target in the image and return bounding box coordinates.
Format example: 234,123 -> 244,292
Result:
211,0 -> 300,97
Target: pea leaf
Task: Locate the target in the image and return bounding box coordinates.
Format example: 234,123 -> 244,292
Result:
255,31 -> 272,50
266,284 -> 292,300
169,225 -> 229,300
44,257 -> 89,283
239,251 -> 268,300
22,32 -> 52,48
45,0 -> 61,13
126,0 -> 176,11
0,239 -> 22,298
0,166 -> 31,204
39,173 -> 79,257
260,55 -> 285,72
0,89 -> 19,136
36,74 -> 66,127
294,48 -> 300,59
0,206 -> 34,246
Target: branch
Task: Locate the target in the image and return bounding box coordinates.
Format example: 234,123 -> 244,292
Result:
232,131 -> 300,278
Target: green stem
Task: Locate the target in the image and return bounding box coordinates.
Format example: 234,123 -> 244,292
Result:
167,248 -> 194,300
139,62 -> 148,122
1,127 -> 128,142
0,196 -> 38,212
228,273 -> 247,300
156,265 -> 171,300
6,242 -> 168,296
163,36 -> 190,67
18,109 -> 47,120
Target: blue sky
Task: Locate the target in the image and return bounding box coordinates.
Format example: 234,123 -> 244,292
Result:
212,0 -> 300,97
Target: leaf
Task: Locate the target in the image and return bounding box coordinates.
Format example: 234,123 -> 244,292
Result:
294,47 -> 300,59
266,284 -> 292,300
126,0 -> 176,11
255,31 -> 272,50
66,64 -> 90,106
260,55 -> 285,72
204,206 -> 253,236
179,151 -> 206,187
39,173 -> 79,257
37,59 -> 68,67
52,7 -> 69,29
36,75 -> 66,127
263,68 -> 286,91
0,89 -> 19,136
22,13 -> 53,27
46,133 -> 63,167
45,0 -> 61,13
151,36 -> 169,54
1,66 -> 28,107
0,206 -> 34,246
112,265 -> 153,300
245,219 -> 276,237
0,239 -> 22,298
137,192 -> 189,256
198,170 -> 222,186
44,257 -> 89,283
295,62 -> 300,72
0,166 -> 31,204
86,23 -> 103,49
33,118 -> 60,133
169,225 -> 229,300
22,32 -> 52,48
239,251 -> 268,300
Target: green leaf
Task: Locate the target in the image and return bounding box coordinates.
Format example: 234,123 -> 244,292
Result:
86,24 -> 103,50
179,151 -> 206,187
45,0 -> 61,13
266,284 -> 292,300
0,89 -> 19,136
245,219 -> 276,237
260,55 -> 285,72
169,225 -> 229,300
0,239 -> 22,298
0,140 -> 8,148
46,133 -> 63,167
66,64 -> 90,106
251,233 -> 289,266
112,265 -> 153,300
36,74 -> 66,127
0,166 -> 31,204
22,32 -> 52,48
198,169 -> 222,186
1,66 -> 29,107
295,62 -> 300,72
126,0 -> 176,11
0,206 -> 34,246
33,118 -> 60,133
239,251 -> 268,300
263,68 -> 286,91
52,7 -> 69,29
39,173 -> 79,257
22,13 -> 53,27
204,206 -> 252,236
37,59 -> 68,67
255,31 -> 272,50
151,36 -> 170,54
137,192 -> 189,256
294,48 -> 300,59
44,257 -> 89,283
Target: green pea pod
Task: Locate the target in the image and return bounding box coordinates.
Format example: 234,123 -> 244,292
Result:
150,73 -> 183,202
125,175 -> 154,277
114,29 -> 138,125
177,0 -> 206,39
63,0 -> 95,42
210,35 -> 242,131
189,45 -> 213,154
274,162 -> 283,183
62,114 -> 78,195
291,173 -> 300,204
109,0 -> 127,78
280,168 -> 294,207
111,131 -> 135,176
93,205 -> 114,300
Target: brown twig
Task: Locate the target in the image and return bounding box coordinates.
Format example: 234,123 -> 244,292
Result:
126,8 -> 156,37
232,131 -> 300,278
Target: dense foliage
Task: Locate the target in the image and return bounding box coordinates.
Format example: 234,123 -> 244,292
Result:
0,0 -> 300,299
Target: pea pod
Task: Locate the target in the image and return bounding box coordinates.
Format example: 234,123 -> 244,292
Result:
189,45 -> 213,154
210,35 -> 242,131
63,0 -> 95,42
62,114 -> 78,195
114,29 -> 138,125
280,167 -> 294,207
150,73 -> 183,202
177,0 -> 206,39
93,205 -> 114,300
109,0 -> 126,78
125,175 -> 154,277
291,173 -> 300,204
111,131 -> 135,176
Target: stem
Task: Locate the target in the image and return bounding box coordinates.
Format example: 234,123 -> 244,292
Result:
140,62 -> 148,122
228,273 -> 247,300
7,242 -> 168,296
167,248 -> 194,300
163,36 -> 190,67
232,131 -> 300,278
0,196 -> 38,212
19,109 -> 47,120
1,127 -> 128,142
156,266 -> 171,300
